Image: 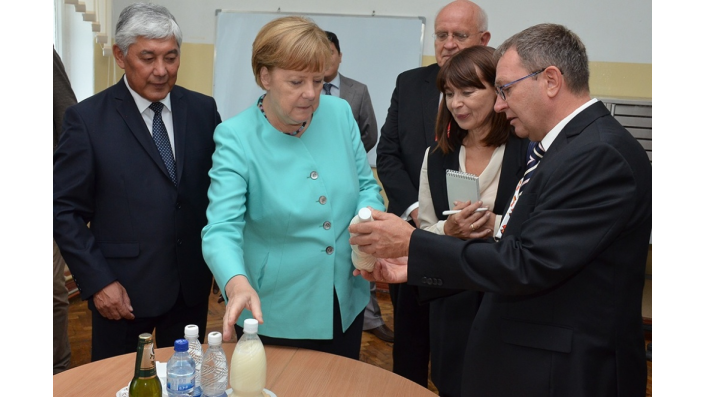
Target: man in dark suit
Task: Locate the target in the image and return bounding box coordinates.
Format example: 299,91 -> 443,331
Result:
53,47 -> 76,374
53,3 -> 221,361
322,30 -> 394,343
375,0 -> 490,386
351,23 -> 651,396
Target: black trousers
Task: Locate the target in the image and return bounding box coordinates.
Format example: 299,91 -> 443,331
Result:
235,290 -> 364,360
390,282 -> 430,387
90,288 -> 209,361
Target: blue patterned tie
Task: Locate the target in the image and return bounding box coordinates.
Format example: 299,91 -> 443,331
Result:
519,141 -> 545,194
323,83 -> 332,95
149,102 -> 177,185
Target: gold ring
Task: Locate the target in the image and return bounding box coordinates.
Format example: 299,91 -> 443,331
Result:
471,223 -> 476,231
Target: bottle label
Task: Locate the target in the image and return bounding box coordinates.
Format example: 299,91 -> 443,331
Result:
137,343 -> 158,378
135,340 -> 158,378
167,376 -> 195,392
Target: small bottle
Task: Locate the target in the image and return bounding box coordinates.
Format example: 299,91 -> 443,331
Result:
230,319 -> 267,397
128,333 -> 162,397
201,332 -> 228,397
350,207 -> 376,272
184,325 -> 203,397
166,339 -> 196,396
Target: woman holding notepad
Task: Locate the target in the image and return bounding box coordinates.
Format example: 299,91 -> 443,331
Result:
416,46 -> 528,397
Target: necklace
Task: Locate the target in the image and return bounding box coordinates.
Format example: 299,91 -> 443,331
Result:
257,94 -> 307,136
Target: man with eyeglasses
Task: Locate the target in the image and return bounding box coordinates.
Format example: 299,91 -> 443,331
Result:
352,23 -> 651,396
375,0 -> 490,390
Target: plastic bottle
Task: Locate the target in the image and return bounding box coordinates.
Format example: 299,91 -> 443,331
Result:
128,333 -> 162,397
184,325 -> 203,397
230,319 -> 267,397
349,207 -> 376,272
201,332 -> 228,397
166,339 -> 196,396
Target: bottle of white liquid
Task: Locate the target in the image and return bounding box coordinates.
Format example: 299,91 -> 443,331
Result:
349,207 -> 376,272
230,319 -> 267,397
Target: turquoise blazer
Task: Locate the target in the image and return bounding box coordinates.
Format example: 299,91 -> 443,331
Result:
202,95 -> 385,339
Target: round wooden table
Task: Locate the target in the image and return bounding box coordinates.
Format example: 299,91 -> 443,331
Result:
53,343 -> 437,396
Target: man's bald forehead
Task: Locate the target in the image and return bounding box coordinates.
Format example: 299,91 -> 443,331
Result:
435,0 -> 481,27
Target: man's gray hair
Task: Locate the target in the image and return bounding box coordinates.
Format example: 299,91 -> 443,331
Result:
495,23 -> 590,94
114,3 -> 182,54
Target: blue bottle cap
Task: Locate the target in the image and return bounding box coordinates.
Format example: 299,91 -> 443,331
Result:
174,338 -> 189,352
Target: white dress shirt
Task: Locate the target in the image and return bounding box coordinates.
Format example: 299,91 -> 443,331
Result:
418,144 -> 506,234
124,76 -> 176,158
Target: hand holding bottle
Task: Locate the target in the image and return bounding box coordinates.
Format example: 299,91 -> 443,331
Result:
222,275 -> 263,342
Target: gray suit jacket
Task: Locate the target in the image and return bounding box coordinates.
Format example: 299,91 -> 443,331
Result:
338,73 -> 377,152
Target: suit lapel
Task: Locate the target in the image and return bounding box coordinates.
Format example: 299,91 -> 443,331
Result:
338,74 -> 356,104
171,86 -> 187,185
113,79 -> 177,185
542,101 -> 610,165
422,64 -> 441,148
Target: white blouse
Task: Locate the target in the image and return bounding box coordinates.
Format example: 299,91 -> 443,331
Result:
418,144 -> 506,235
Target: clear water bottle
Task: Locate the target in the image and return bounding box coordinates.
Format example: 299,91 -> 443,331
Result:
166,339 -> 196,396
184,325 -> 203,397
201,332 -> 228,397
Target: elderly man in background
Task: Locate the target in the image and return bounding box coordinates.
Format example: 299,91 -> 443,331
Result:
375,0 -> 490,387
54,3 -> 221,360
352,23 -> 651,396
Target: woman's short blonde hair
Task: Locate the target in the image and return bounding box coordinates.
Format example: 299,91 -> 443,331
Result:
251,16 -> 331,89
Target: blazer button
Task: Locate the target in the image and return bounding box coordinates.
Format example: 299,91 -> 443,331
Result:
177,239 -> 183,246
323,221 -> 331,230
325,246 -> 334,255
318,196 -> 327,205
310,171 -> 319,180
175,201 -> 182,209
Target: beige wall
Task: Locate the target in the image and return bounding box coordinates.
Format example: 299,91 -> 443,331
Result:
420,55 -> 652,100
96,44 -> 651,101
94,42 -> 216,96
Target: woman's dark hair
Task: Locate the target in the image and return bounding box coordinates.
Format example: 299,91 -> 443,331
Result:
434,46 -> 512,154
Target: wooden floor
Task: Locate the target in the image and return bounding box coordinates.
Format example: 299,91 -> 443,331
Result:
65,287 -> 651,396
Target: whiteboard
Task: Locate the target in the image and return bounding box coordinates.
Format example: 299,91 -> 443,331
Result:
213,11 -> 425,166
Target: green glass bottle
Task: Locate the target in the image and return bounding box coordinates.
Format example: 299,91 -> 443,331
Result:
129,333 -> 162,397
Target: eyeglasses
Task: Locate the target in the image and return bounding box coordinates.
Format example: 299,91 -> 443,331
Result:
494,68 -> 546,101
433,31 -> 484,43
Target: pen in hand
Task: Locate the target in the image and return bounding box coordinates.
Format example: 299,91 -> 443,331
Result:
442,208 -> 488,216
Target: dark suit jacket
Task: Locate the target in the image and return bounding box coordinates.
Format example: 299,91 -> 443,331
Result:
408,102 -> 651,396
377,64 -> 440,216
53,79 -> 222,318
338,73 -> 378,152
423,134 -> 528,397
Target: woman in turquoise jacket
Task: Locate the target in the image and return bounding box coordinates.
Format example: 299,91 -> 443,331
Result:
201,16 -> 385,359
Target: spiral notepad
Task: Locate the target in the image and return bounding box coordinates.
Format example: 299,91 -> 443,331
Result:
446,169 -> 480,209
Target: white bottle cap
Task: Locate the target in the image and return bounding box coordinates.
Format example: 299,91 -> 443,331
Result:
207,331 -> 222,346
243,318 -> 259,334
185,324 -> 199,338
358,207 -> 372,222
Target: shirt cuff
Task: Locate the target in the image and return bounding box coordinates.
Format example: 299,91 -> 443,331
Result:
400,202 -> 420,221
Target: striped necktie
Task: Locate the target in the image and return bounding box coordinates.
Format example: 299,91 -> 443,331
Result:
149,102 -> 177,185
323,83 -> 332,95
519,141 -> 545,195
